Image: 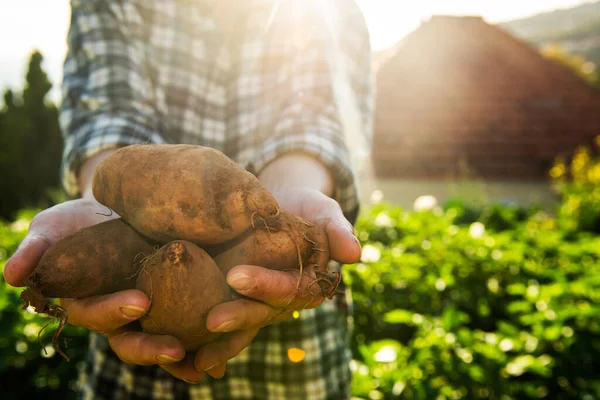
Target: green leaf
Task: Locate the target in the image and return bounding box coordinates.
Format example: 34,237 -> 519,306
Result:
384,309 -> 414,324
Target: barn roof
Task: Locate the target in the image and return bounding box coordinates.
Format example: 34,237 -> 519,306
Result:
372,15 -> 600,180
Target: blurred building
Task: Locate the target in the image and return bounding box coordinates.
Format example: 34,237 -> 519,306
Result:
361,15 -> 600,208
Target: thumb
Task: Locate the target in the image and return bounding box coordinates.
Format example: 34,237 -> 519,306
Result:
4,232 -> 53,287
310,195 -> 361,265
320,216 -> 361,265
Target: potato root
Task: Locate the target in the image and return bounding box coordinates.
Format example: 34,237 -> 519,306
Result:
92,144 -> 280,245
20,287 -> 69,360
206,211 -> 342,299
135,240 -> 232,351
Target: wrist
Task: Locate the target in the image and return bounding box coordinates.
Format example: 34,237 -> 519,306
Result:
79,149 -> 116,200
257,152 -> 334,197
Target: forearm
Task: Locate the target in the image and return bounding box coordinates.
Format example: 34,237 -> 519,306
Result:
61,2 -> 165,199
257,152 -> 334,197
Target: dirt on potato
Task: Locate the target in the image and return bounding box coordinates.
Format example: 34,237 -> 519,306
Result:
20,218 -> 156,361
24,218 -> 156,298
135,240 -> 232,351
92,144 -> 280,246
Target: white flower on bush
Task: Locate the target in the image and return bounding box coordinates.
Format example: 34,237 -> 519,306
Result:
392,381 -> 406,396
505,356 -> 529,376
360,244 -> 381,263
374,345 -> 397,363
435,278 -> 446,291
374,212 -> 393,227
371,189 -> 384,204
455,348 -> 473,363
15,341 -> 28,354
469,222 -> 485,238
413,195 -> 438,211
562,326 -> 574,338
484,333 -> 498,345
24,323 -> 41,338
525,335 -> 538,353
499,338 -> 514,352
487,278 -> 499,293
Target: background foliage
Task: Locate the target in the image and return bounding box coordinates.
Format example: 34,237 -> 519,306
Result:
541,44 -> 600,88
344,147 -> 600,400
0,210 -> 88,400
0,51 -> 64,221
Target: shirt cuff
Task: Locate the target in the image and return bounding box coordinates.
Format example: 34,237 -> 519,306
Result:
244,131 -> 360,223
61,115 -> 166,198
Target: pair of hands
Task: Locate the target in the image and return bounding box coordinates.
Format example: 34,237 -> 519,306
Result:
3,187 -> 361,383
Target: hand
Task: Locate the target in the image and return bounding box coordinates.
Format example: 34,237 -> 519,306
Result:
3,199 -> 204,383
193,186 -> 361,378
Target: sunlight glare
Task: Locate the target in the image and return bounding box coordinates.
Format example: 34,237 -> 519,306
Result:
0,0 -> 590,104
355,0 -> 589,51
0,0 -> 70,102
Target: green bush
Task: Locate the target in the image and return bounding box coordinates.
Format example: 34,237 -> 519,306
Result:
345,200 -> 600,399
0,210 -> 88,400
551,143 -> 600,235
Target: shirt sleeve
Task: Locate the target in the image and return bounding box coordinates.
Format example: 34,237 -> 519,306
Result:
60,0 -> 166,198
227,0 -> 374,223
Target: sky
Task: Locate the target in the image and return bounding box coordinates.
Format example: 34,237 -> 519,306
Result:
0,0 -> 592,103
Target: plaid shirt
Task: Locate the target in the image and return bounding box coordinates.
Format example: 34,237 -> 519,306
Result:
59,0 -> 373,399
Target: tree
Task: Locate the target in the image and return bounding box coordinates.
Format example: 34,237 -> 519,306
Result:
0,50 -> 64,220
541,43 -> 600,88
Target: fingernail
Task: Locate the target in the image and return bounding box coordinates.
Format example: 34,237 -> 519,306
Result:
156,354 -> 180,364
183,378 -> 202,384
203,363 -> 219,372
212,365 -> 227,379
120,305 -> 146,319
211,320 -> 236,333
228,273 -> 255,291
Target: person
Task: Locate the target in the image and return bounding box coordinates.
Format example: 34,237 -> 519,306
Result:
4,0 -> 373,398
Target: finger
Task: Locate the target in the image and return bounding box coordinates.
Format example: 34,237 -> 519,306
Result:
108,328 -> 186,366
4,199 -> 118,287
323,216 -> 361,264
160,354 -> 206,384
205,362 -> 227,379
194,328 -> 259,372
4,233 -> 53,286
61,289 -> 150,334
305,192 -> 361,264
226,266 -> 325,309
206,298 -> 295,333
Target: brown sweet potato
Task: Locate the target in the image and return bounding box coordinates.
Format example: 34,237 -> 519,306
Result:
20,218 -> 156,361
206,211 -> 341,299
135,240 -> 232,351
92,144 -> 280,245
24,218 -> 156,298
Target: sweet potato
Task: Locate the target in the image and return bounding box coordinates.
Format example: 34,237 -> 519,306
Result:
20,218 -> 156,360
135,240 -> 232,351
92,144 -> 280,245
24,218 -> 155,298
206,211 -> 341,299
